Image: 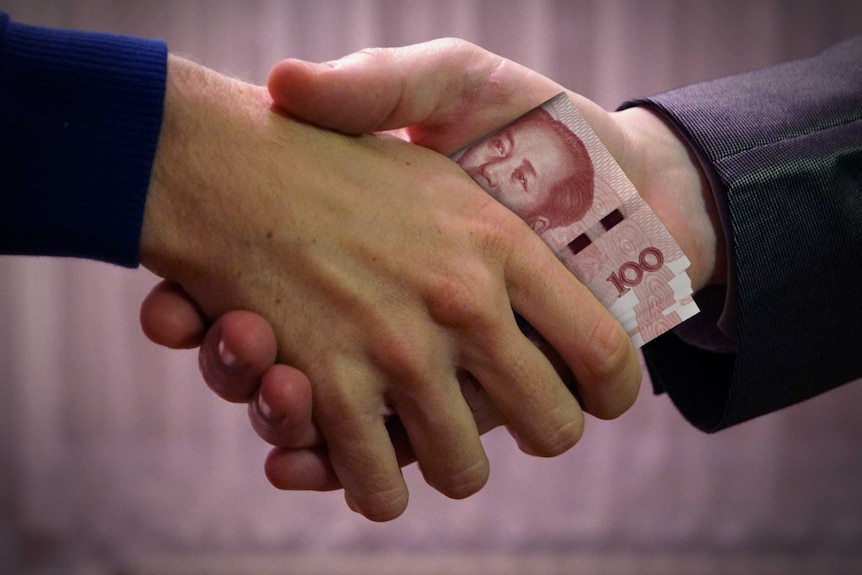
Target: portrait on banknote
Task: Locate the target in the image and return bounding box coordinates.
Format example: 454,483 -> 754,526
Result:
452,106 -> 594,234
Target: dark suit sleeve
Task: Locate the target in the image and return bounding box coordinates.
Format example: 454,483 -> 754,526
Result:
621,36 -> 862,432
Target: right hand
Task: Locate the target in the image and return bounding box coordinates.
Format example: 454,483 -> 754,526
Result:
139,51 -> 643,521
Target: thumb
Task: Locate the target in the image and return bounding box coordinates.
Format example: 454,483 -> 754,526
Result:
267,38 -> 564,155
267,51 -> 408,136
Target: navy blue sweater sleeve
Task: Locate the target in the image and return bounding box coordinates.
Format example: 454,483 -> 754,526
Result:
0,13 -> 167,267
622,36 -> 862,432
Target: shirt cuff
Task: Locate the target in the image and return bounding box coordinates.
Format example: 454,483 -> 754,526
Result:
618,100 -> 738,353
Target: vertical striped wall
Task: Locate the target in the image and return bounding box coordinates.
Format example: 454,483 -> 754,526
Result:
1,1 -> 861,572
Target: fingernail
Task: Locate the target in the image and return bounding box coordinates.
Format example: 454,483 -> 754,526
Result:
218,339 -> 239,368
258,393 -> 273,419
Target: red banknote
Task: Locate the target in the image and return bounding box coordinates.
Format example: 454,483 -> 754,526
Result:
451,93 -> 698,348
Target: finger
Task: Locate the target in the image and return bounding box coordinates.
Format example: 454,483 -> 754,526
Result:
313,374 -> 409,522
357,327 -> 489,500
263,416 -> 420,493
457,370 -> 506,432
139,280 -> 207,349
247,364 -> 323,448
261,378 -> 503,493
198,311 -> 278,403
389,376 -> 490,500
464,312 -> 586,458
267,39 -> 565,154
506,230 -> 643,420
417,242 -> 584,458
265,446 -> 341,492
319,370 -> 488,517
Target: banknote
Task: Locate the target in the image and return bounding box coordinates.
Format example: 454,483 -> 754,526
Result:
451,92 -> 698,349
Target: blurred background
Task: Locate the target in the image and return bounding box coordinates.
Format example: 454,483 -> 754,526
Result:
1,1 -> 861,574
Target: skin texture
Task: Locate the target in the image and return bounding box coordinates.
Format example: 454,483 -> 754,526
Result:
140,39 -> 723,518
137,50 -> 642,521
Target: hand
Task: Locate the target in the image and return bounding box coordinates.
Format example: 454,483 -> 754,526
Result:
139,52 -> 640,521
266,39 -> 723,290
141,282 -> 504,492
143,38 -> 725,502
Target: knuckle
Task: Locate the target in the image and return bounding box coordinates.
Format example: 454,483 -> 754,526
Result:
430,37 -> 475,53
528,409 -> 584,457
583,314 -> 634,384
424,268 -> 497,333
356,484 -> 409,522
354,46 -> 391,63
311,373 -> 370,426
422,207 -> 524,334
472,206 -> 520,261
368,327 -> 428,385
429,457 -> 489,500
596,365 -> 643,420
579,315 -> 642,420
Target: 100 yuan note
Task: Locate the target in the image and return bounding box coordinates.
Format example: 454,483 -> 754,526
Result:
451,92 -> 698,348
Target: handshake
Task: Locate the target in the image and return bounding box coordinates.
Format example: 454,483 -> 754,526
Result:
138,39 -> 721,522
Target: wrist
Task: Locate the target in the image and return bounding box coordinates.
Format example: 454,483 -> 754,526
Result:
139,55 -> 271,284
612,106 -> 726,292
